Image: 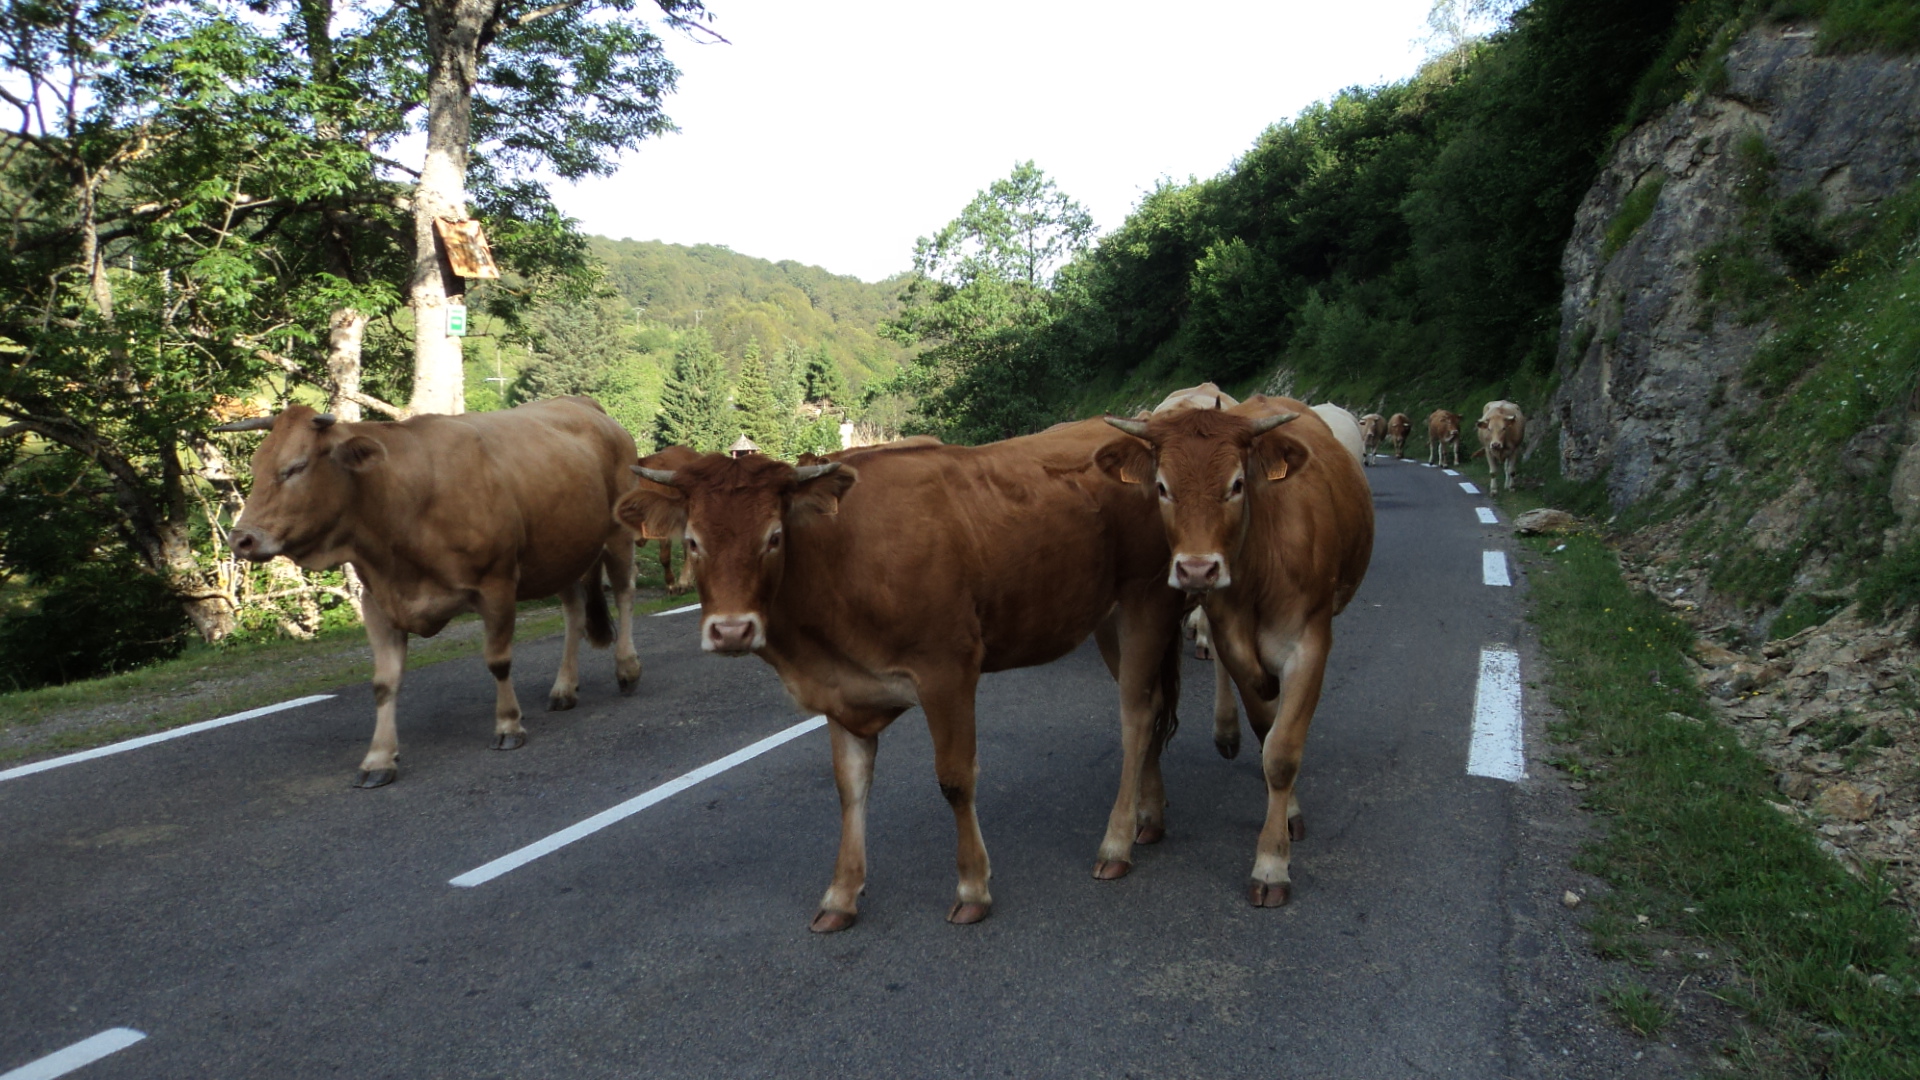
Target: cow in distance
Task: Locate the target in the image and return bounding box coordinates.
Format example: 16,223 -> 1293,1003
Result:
1427,409 -> 1462,467
1476,400 -> 1527,495
217,397 -> 642,787
616,426 -> 1185,932
1387,413 -> 1412,459
1358,413 -> 1387,467
1098,397 -> 1374,908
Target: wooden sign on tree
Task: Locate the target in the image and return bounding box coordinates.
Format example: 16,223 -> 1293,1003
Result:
433,218 -> 500,279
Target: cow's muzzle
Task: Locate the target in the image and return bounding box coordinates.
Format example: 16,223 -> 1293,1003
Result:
228,525 -> 280,562
1170,554 -> 1229,592
702,613 -> 765,655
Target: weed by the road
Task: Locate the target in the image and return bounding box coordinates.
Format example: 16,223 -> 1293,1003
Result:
1523,533 -> 1920,1077
1602,981 -> 1677,1038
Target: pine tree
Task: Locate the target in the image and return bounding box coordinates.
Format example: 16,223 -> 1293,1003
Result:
802,345 -> 846,407
655,330 -> 734,452
733,339 -> 789,458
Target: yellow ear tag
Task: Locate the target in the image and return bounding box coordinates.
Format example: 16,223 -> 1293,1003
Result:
1266,458 -> 1290,481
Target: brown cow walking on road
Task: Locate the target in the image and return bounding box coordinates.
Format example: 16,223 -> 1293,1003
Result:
1098,396 -> 1374,907
1476,400 -> 1527,495
218,397 -> 642,787
615,425 -> 1185,932
1427,409 -> 1462,467
1387,413 -> 1412,459
1358,413 -> 1387,467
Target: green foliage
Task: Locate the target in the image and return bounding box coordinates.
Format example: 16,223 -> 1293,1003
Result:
732,340 -> 790,457
0,558 -> 189,691
1602,173 -> 1667,260
654,329 -> 734,452
510,295 -> 631,401
1530,536 -> 1920,1076
1769,591 -> 1847,638
1600,982 -> 1675,1037
802,344 -> 847,406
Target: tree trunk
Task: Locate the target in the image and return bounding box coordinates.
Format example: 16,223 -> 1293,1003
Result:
327,308 -> 369,422
410,0 -> 494,417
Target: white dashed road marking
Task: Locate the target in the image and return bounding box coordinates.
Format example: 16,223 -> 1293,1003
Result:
1,1028 -> 146,1080
0,697 -> 334,785
1458,481 -> 1480,494
450,716 -> 829,887
1476,507 -> 1499,524
652,602 -> 702,617
1443,469 -> 1459,476
1468,648 -> 1525,781
1483,550 -> 1512,587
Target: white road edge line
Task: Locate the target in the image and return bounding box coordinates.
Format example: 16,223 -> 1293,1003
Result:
1476,507 -> 1499,525
1458,481 -> 1481,494
1468,647 -> 1526,781
1442,468 -> 1459,476
450,715 -> 829,887
1483,550 -> 1512,587
0,696 -> 335,785
651,602 -> 702,617
2,1028 -> 147,1080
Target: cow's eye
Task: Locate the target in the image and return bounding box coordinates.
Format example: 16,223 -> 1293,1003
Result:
1228,476 -> 1244,498
766,528 -> 783,551
685,536 -> 701,556
278,460 -> 307,483
1156,481 -> 1171,501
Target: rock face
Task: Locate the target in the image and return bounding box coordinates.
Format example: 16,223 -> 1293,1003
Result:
1550,23 -> 1920,508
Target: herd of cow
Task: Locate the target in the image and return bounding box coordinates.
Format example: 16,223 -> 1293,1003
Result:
1352,402 -> 1528,494
211,387 -> 1526,932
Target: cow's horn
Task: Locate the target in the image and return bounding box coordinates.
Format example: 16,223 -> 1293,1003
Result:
1103,415 -> 1149,438
310,413 -> 338,429
632,466 -> 679,486
1247,411 -> 1299,435
211,414 -> 277,433
792,462 -> 841,482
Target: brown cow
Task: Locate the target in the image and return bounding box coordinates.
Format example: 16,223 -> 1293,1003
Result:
1387,413 -> 1412,459
1358,413 -> 1387,467
1427,409 -> 1461,467
1476,400 -> 1527,495
616,425 -> 1185,932
218,397 -> 642,787
1097,396 -> 1374,907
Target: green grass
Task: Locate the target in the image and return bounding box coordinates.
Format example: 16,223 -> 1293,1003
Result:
1603,981 -> 1678,1037
1523,533 -> 1920,1076
1603,173 -> 1667,262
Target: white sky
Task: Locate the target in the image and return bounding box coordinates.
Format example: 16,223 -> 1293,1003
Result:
553,0 -> 1444,283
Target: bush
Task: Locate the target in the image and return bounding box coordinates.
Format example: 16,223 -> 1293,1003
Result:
0,559 -> 189,690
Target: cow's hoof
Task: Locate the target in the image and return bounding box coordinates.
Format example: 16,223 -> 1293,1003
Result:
1194,646 -> 1212,660
547,692 -> 577,712
1288,815 -> 1306,842
1215,733 -> 1240,759
491,732 -> 526,751
947,901 -> 991,925
617,675 -> 639,697
809,909 -> 857,934
1092,859 -> 1132,880
1135,823 -> 1165,845
1246,880 -> 1292,908
353,768 -> 396,789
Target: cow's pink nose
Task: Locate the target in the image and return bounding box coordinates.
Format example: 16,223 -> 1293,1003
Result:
229,526 -> 264,561
706,616 -> 758,654
1173,555 -> 1224,591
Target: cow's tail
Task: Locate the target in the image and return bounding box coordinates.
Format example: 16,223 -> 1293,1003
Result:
1149,618 -> 1183,755
583,551 -> 615,649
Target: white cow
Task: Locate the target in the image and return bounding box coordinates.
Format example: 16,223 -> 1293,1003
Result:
1476,400 -> 1527,495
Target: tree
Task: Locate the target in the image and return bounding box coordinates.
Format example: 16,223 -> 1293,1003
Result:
802,344 -> 846,406
510,295 -> 628,401
732,339 -> 789,457
654,329 -> 733,451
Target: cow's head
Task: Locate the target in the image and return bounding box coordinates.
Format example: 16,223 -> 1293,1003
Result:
1094,407 -> 1307,593
614,452 -> 857,655
217,405 -> 386,566
1477,409 -> 1518,453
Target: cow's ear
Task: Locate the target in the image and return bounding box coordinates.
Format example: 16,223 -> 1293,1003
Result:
791,463 -> 858,517
1252,431 -> 1311,482
330,435 -> 386,472
1094,437 -> 1153,485
614,484 -> 687,540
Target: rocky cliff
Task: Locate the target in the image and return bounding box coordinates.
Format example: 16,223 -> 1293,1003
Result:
1550,22 -> 1920,508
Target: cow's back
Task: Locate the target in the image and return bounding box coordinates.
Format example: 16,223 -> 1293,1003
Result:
1240,397 -> 1374,616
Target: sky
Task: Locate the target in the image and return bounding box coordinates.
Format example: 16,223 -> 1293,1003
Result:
552,0 -> 1446,284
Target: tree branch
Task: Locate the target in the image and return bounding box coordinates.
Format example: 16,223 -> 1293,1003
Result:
249,347 -> 413,419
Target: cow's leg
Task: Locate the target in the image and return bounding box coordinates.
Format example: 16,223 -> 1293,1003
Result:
672,541 -> 696,595
1093,599 -> 1179,880
655,538 -> 675,594
355,600 -> 409,788
476,588 -> 529,748
606,541 -> 641,694
1211,654 -> 1240,759
1248,621 -> 1331,908
813,717 -> 879,933
922,673 -> 992,924
548,578 -> 586,711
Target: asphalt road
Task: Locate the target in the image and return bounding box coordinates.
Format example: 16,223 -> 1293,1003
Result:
1,458 -> 1533,1080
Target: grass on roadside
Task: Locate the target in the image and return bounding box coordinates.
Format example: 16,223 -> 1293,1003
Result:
0,587 -> 690,765
1525,532 -> 1920,1076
